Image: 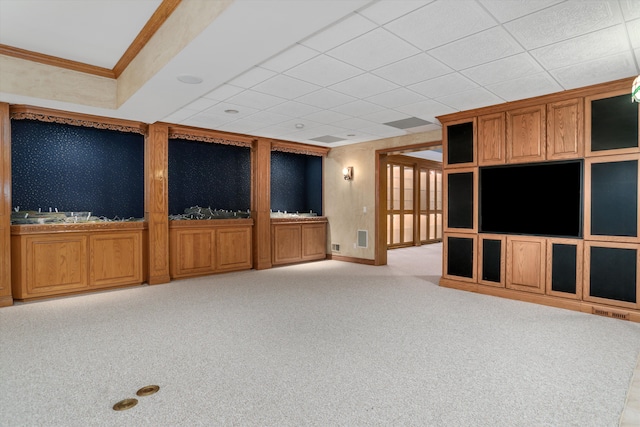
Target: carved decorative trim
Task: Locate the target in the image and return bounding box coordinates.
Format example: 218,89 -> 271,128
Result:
10,106 -> 147,135
271,140 -> 329,157
169,131 -> 252,147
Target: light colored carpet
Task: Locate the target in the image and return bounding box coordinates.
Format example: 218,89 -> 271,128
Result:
1,243 -> 639,426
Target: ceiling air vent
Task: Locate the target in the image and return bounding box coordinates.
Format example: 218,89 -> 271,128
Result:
384,117 -> 433,130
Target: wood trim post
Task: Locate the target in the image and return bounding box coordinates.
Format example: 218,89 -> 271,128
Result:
145,123 -> 170,284
375,152 -> 387,265
0,103 -> 13,306
252,138 -> 272,270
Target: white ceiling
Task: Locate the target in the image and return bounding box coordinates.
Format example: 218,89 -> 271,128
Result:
1,0 -> 640,148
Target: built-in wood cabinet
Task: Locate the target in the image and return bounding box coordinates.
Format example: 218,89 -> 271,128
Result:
547,98 -> 583,160
169,219 -> 253,279
271,217 -> 327,266
506,235 -> 546,294
506,105 -> 546,163
439,77 -> 640,323
478,112 -> 505,165
11,222 -> 145,300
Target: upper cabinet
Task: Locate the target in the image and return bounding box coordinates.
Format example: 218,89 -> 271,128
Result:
586,90 -> 639,157
478,112 -> 505,166
547,98 -> 584,160
506,105 -> 546,163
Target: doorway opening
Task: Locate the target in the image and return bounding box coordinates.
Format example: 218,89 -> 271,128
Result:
375,142 -> 443,267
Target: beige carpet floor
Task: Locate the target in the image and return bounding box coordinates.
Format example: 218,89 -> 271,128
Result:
1,243 -> 639,426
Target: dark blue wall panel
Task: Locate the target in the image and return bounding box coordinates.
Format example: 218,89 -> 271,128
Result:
168,139 -> 250,215
270,151 -> 322,215
11,119 -> 144,219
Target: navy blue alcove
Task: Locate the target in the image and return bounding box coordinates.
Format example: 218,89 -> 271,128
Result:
270,151 -> 322,215
168,138 -> 251,215
11,119 -> 144,218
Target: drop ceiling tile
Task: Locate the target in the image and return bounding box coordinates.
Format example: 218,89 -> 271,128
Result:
531,25 -> 630,70
394,100 -> 457,121
462,53 -> 543,86
252,124 -> 297,138
260,44 -> 319,73
385,0 -> 496,51
327,27 -> 420,71
228,67 -> 277,88
626,19 -> 640,48
302,110 -> 352,124
329,73 -> 399,98
202,84 -> 244,101
218,120 -> 265,134
278,119 -> 325,131
226,90 -> 287,110
365,88 -> 427,108
301,12 -> 377,52
182,113 -> 236,128
372,53 -> 452,86
332,100 -> 386,116
486,72 -> 562,101
429,26 -> 523,70
285,54 -> 363,86
479,0 -> 564,23
253,74 -> 321,99
162,108 -> 199,123
201,102 -> 258,119
504,1 -> 623,49
436,87 -> 505,111
267,101 -> 321,117
184,97 -> 219,111
332,117 -> 379,130
621,0 -> 640,20
358,0 -> 431,25
359,123 -> 407,138
361,109 -> 410,124
295,88 -> 356,109
550,51 -> 638,90
243,110 -> 290,125
409,73 -> 478,99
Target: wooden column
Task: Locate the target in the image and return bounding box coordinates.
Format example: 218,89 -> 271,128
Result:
145,123 -> 170,284
0,103 -> 12,306
252,138 -> 272,270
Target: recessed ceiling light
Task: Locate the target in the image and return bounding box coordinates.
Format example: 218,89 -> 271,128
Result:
224,109 -> 239,114
295,123 -> 305,129
177,75 -> 203,84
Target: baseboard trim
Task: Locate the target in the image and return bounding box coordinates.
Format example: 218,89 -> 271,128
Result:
328,254 -> 376,265
439,277 -> 640,323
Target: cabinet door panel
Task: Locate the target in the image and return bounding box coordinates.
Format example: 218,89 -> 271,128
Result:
27,235 -> 88,294
547,98 -> 583,160
90,232 -> 142,287
216,227 -> 252,271
478,112 -> 505,165
171,229 -> 215,278
507,236 -> 546,294
507,105 -> 546,163
272,224 -> 302,265
302,223 -> 326,261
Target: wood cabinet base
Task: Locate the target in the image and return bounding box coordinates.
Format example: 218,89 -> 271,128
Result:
439,277 -> 640,323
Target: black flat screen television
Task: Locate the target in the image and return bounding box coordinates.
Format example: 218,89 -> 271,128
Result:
479,160 -> 583,238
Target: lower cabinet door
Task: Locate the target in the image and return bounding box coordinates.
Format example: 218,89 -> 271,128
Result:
506,236 -> 546,294
272,224 -> 302,265
216,227 -> 252,272
170,229 -> 216,278
25,235 -> 89,296
89,232 -> 143,288
302,223 -> 326,261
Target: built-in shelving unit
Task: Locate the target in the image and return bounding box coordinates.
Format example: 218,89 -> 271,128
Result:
439,76 -> 640,323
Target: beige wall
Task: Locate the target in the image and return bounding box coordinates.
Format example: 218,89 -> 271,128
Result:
324,130 -> 442,262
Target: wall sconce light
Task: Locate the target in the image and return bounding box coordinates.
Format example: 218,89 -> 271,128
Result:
343,166 -> 353,181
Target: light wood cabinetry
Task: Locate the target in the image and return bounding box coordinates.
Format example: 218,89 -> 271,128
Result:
0,103 -> 12,306
506,236 -> 546,294
478,112 -> 505,165
11,222 -> 145,300
271,217 -> 327,266
506,105 -> 546,163
547,98 -> 583,160
439,77 -> 640,323
169,219 -> 252,279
